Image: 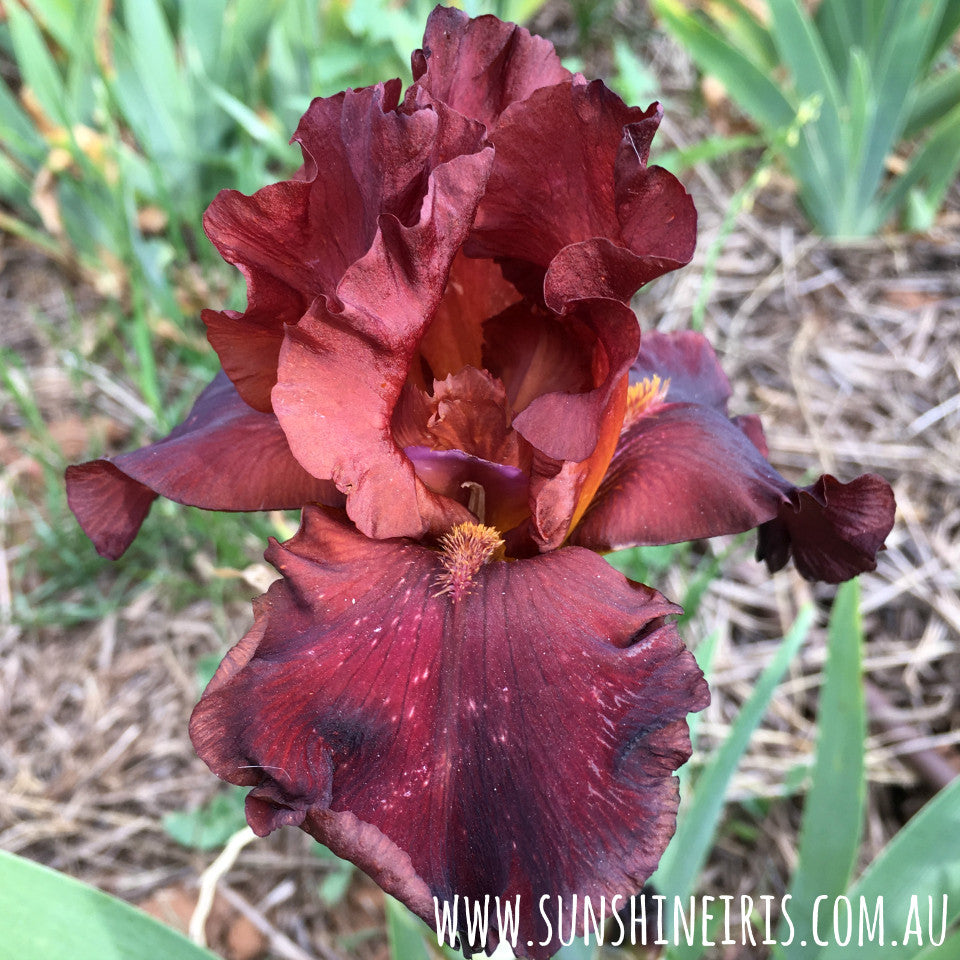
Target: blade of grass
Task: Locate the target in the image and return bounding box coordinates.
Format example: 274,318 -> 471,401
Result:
0,68 -> 47,164
5,0 -> 68,125
180,0 -> 228,68
777,578 -> 866,960
657,133 -> 763,176
653,604 -> 816,912
816,774 -> 960,960
385,895 -> 432,960
0,850 -> 219,960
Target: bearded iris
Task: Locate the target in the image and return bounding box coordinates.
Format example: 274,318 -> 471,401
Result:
66,7 -> 895,957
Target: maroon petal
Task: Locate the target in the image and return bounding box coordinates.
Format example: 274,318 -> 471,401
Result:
510,299 -> 638,463
469,82 -> 696,312
410,5 -> 570,131
272,142 -> 495,541
570,400 -> 790,550
757,474 -> 896,582
631,329 -> 732,411
203,83 -> 489,410
201,272 -> 307,413
190,507 -> 708,957
66,372 -> 342,559
418,252 -> 522,381
571,331 -> 896,582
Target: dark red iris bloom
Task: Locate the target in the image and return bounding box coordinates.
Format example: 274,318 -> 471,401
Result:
65,8 -> 895,957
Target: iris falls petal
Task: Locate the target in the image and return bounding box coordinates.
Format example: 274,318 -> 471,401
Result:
190,507 -> 708,957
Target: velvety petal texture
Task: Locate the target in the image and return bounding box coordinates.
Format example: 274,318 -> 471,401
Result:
204,81 -> 492,411
66,373 -> 343,559
571,332 -> 896,581
468,83 -> 697,312
64,15 -> 896,960
410,6 -> 571,132
190,508 -> 709,957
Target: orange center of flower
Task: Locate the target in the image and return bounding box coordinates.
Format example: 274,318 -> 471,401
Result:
621,375 -> 670,432
434,522 -> 505,601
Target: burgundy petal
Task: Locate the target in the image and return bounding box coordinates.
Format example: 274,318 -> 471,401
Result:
510,299 -> 638,464
631,329 -> 732,410
757,474 -> 896,582
272,140 -> 495,541
66,372 -> 342,559
418,252 -> 522,382
571,400 -> 790,550
203,83 -> 489,410
410,5 -> 570,131
571,331 -> 896,583
190,507 -> 708,958
469,82 -> 696,312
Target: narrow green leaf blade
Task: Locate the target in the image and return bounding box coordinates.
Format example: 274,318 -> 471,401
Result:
903,69 -> 960,141
385,895 -> 432,960
779,578 -> 866,960
651,0 -> 795,129
653,605 -> 816,906
814,0 -> 866,83
5,0 -> 67,125
766,0 -> 846,177
878,99 -> 960,230
816,775 -> 960,960
854,0 -> 945,216
0,850 -> 218,960
706,0 -> 779,72
914,927 -> 960,960
0,74 -> 47,164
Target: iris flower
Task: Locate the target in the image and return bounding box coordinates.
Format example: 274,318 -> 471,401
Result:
66,8 -> 895,956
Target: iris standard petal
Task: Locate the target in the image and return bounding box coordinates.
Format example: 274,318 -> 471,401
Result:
271,140 -> 495,541
468,82 -> 696,312
203,83 -> 488,411
410,5 -> 571,132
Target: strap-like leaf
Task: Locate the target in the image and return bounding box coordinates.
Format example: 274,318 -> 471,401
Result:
0,850 -> 218,960
778,579 -> 867,959
816,775 -> 960,960
650,0 -> 795,129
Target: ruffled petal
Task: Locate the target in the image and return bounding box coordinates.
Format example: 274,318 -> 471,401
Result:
757,474 -> 896,582
510,299 -> 638,464
203,83 -> 489,410
190,507 -> 708,958
65,373 -> 342,559
410,5 -> 570,131
272,143 -> 495,540
469,82 -> 696,311
571,332 -> 896,583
